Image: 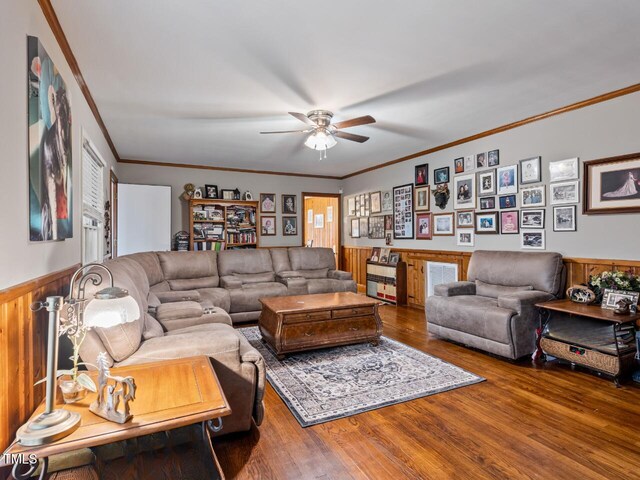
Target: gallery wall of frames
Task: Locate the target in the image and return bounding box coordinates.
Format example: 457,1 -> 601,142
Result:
341,90 -> 640,261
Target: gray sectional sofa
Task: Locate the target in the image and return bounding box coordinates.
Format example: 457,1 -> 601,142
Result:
425,250 -> 565,360
78,247 -> 355,435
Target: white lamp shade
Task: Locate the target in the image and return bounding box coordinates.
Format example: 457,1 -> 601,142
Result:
83,295 -> 140,329
305,130 -> 337,151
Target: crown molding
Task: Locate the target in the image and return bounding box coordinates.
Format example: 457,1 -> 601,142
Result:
38,0 -> 120,161
340,82 -> 640,179
119,158 -> 342,180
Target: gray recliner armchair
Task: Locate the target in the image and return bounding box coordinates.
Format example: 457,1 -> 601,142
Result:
425,250 -> 565,359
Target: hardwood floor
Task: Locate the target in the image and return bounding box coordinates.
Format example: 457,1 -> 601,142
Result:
215,305 -> 640,480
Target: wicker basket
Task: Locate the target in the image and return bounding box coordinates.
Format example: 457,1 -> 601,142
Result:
540,337 -> 635,376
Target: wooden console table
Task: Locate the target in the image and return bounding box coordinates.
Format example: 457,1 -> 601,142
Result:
534,299 -> 639,386
1,356 -> 231,479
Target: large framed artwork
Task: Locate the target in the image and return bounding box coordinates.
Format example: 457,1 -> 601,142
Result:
28,36 -> 73,241
393,183 -> 414,239
584,152 -> 640,214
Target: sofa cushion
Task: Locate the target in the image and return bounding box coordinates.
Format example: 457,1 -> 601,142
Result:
142,314 -> 164,340
155,301 -> 203,323
475,280 -> 532,299
218,249 -> 274,277
198,288 -> 232,312
270,248 -> 291,273
228,282 -> 288,313
122,252 -> 165,288
115,323 -> 241,367
307,278 -> 353,294
157,251 -> 219,289
427,295 -> 516,345
155,290 -> 201,303
233,272 -> 276,284
288,247 -> 336,271
466,250 -> 564,296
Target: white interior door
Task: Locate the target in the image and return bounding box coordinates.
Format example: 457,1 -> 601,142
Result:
117,184 -> 171,255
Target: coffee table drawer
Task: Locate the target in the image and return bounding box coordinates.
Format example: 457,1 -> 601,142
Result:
283,310 -> 332,324
282,317 -> 376,348
332,306 -> 374,319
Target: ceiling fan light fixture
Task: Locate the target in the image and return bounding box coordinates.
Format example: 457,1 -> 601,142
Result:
304,129 -> 337,151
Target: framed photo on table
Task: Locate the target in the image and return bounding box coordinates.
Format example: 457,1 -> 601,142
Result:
519,156 -> 542,184
584,152 -> 640,214
601,289 -> 640,310
393,183 -> 414,239
453,173 -> 476,209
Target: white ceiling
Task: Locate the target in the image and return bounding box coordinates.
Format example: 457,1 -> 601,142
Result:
52,0 -> 640,177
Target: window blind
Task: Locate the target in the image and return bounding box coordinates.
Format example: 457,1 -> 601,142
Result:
82,140 -> 104,218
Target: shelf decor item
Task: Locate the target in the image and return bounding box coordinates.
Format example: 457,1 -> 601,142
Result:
16,264 -> 140,446
584,152 -> 640,214
204,184 -> 218,199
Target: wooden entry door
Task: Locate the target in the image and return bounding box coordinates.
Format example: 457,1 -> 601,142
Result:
302,193 -> 341,267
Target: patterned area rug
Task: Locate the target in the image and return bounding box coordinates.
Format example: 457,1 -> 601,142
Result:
240,327 -> 485,427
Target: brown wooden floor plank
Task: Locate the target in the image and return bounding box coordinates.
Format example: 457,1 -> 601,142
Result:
215,305 -> 640,479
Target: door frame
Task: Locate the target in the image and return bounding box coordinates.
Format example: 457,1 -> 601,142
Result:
301,192 -> 342,268
110,170 -> 119,258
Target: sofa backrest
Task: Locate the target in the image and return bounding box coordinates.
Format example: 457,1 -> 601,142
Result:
157,251 -> 220,290
467,250 -> 564,297
269,248 -> 292,273
121,251 -> 170,292
288,247 -> 336,279
218,249 -> 275,283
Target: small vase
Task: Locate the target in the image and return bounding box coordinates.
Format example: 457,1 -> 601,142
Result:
58,378 -> 88,404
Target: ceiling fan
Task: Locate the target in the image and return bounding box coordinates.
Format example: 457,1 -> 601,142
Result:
260,110 -> 376,159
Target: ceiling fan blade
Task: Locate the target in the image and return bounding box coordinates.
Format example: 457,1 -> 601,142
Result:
288,112 -> 316,125
334,131 -> 370,143
332,115 -> 376,130
260,128 -> 313,134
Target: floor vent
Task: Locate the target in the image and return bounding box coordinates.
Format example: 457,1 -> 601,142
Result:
426,262 -> 459,297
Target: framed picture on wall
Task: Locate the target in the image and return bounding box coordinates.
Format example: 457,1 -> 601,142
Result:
476,152 -> 488,169
519,156 -> 542,184
370,191 -> 382,214
351,218 -> 360,238
499,194 -> 517,209
500,210 -> 520,234
553,205 -> 577,232
369,216 -> 385,239
282,194 -> 297,214
456,210 -> 474,228
393,183 -> 414,239
415,164 -> 428,186
488,149 -> 500,167
457,230 -> 474,247
414,185 -> 430,212
479,197 -> 495,210
478,169 -> 496,196
260,193 -> 276,213
475,211 -> 499,234
348,197 -> 356,216
381,191 -> 393,212
454,157 -> 464,174
453,173 -> 476,209
521,230 -> 546,250
434,167 -> 450,185
433,213 -> 455,236
282,216 -> 298,235
261,216 -> 276,235
497,165 -> 518,195
520,209 -> 545,229
520,185 -> 545,207
550,180 -> 579,205
415,213 -> 432,240
549,157 -> 579,182
464,155 -> 475,172
314,214 -> 324,228
359,217 -> 369,238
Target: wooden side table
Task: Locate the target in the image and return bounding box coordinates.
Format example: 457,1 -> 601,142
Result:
534,299 -> 640,386
1,356 -> 231,479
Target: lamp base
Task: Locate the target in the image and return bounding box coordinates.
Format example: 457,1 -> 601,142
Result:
16,409 -> 81,446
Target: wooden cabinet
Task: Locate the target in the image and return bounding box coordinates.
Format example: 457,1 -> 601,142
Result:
406,257 -> 425,309
189,199 -> 259,251
365,261 -> 407,305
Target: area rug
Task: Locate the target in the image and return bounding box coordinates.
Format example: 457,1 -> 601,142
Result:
240,327 -> 485,427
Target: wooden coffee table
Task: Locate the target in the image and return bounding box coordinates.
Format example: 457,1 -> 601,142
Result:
259,292 -> 383,359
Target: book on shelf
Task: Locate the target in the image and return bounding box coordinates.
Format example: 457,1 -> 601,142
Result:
193,240 -> 226,251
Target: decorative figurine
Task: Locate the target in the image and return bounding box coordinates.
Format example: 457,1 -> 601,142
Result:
566,285 -> 596,304
432,184 -> 450,210
613,298 -> 633,315
90,353 -> 137,424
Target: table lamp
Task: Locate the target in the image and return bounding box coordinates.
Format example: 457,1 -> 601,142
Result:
15,263 -> 139,446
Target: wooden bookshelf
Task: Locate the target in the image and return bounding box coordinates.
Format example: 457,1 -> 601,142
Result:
189,199 -> 259,251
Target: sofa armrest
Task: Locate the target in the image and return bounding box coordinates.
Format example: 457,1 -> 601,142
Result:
276,270 -> 304,279
328,269 -> 353,281
155,290 -> 201,303
434,281 -> 476,297
497,290 -> 555,315
276,274 -> 308,295
220,275 -> 243,289
155,301 -> 204,331
237,333 -> 266,426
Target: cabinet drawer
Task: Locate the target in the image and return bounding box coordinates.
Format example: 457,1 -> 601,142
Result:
283,317 -> 377,347
332,306 -> 374,318
283,310 -> 331,324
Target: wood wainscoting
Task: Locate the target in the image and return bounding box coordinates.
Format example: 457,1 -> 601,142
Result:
0,264 -> 78,452
342,246 -> 640,310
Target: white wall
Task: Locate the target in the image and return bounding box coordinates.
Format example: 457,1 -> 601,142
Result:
0,0 -> 118,289
342,92 -> 640,260
117,164 -> 341,247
